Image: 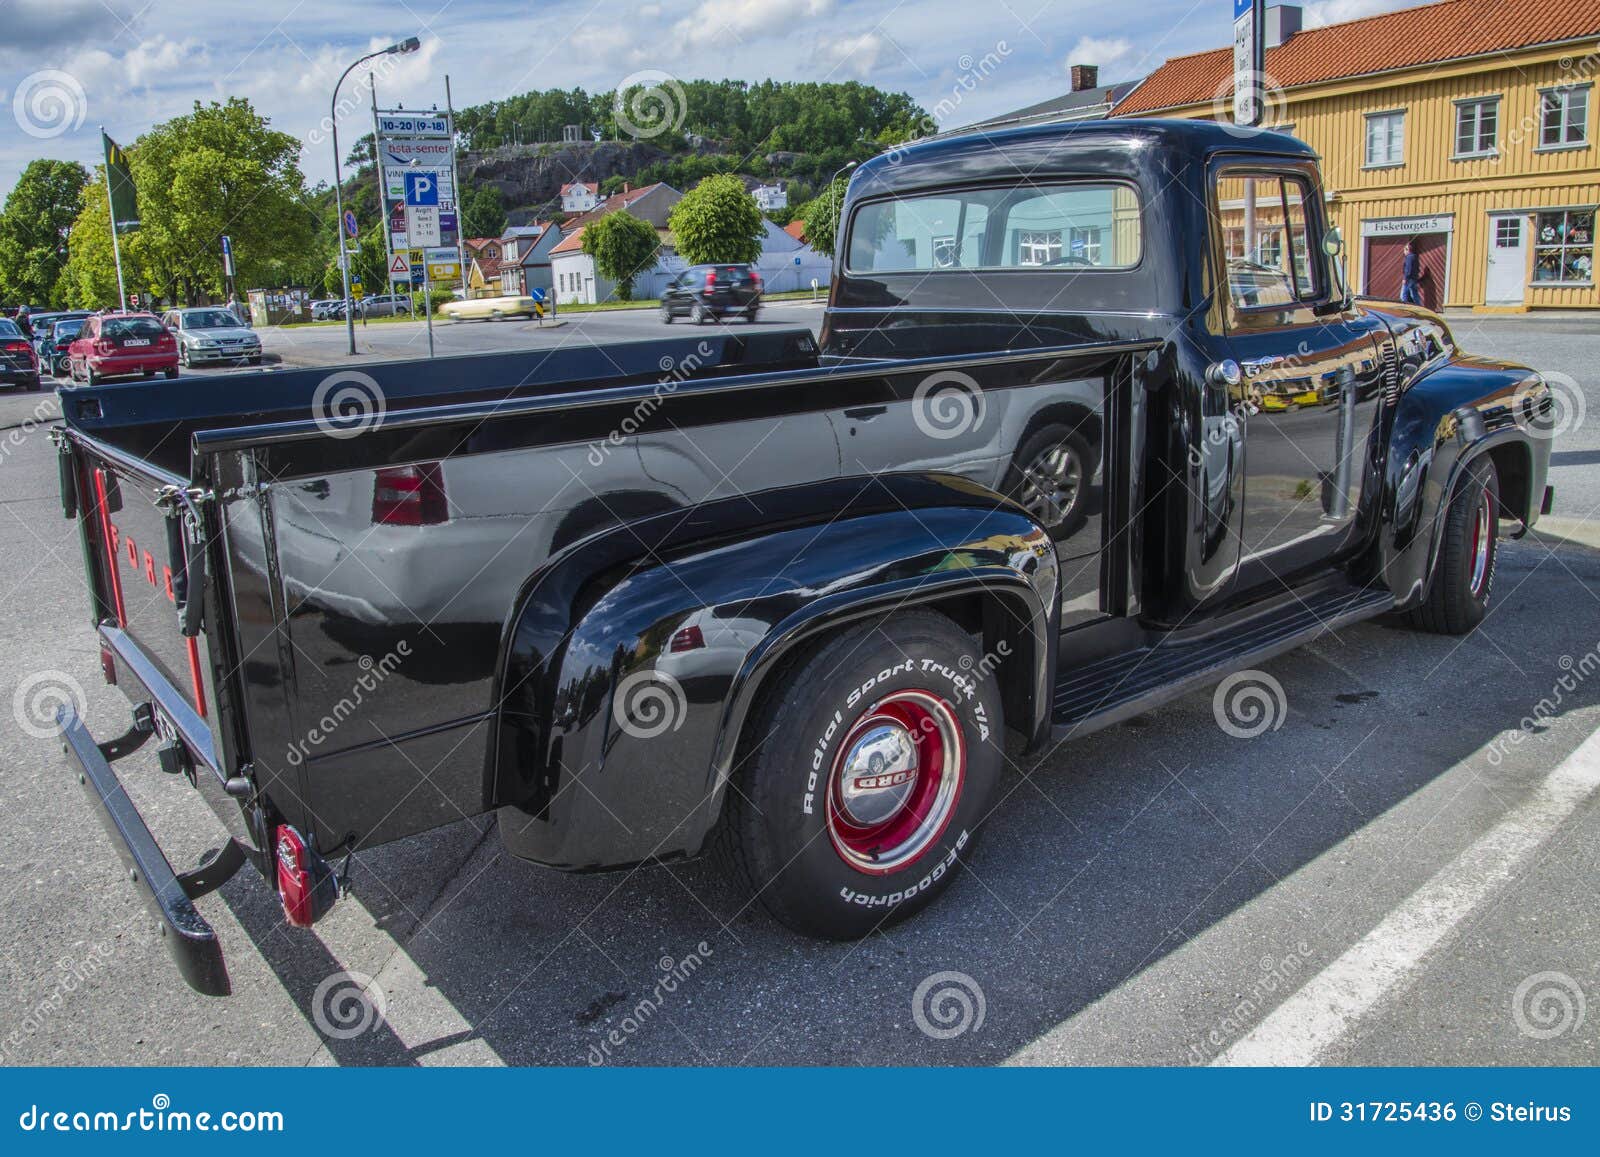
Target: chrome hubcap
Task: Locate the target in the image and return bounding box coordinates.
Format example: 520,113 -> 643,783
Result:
1018,443 -> 1083,528
826,690 -> 966,874
1468,488 -> 1491,597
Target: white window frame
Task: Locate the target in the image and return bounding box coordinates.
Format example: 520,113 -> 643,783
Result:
1069,225 -> 1103,265
1364,109 -> 1406,168
1536,85 -> 1590,152
1452,96 -> 1499,159
1016,229 -> 1062,266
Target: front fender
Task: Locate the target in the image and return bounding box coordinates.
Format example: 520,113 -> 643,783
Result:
491,473 -> 1057,870
1380,353 -> 1551,609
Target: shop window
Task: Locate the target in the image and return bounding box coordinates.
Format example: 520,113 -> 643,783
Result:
1364,111 -> 1405,167
1533,209 -> 1593,284
1538,87 -> 1589,149
1454,98 -> 1499,157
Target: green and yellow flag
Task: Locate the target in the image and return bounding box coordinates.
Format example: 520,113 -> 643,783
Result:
102,132 -> 139,233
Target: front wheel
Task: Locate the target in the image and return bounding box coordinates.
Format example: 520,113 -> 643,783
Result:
715,610 -> 1003,939
1407,454 -> 1498,635
660,303 -> 673,324
692,303 -> 709,325
1002,424 -> 1095,542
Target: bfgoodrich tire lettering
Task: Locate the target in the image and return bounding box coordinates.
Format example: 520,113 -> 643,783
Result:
716,610 -> 1004,939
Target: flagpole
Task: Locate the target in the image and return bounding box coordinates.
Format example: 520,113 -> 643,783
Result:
101,128 -> 127,311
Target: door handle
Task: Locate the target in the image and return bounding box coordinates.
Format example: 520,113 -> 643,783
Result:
843,406 -> 888,420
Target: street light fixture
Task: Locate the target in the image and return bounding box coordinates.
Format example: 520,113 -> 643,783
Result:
330,36 -> 421,356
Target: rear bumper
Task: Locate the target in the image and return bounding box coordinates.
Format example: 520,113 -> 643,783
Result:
56,702 -> 235,996
88,353 -> 178,375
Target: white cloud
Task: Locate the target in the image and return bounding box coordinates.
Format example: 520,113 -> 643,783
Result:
673,0 -> 834,51
1302,0 -> 1405,29
1065,35 -> 1132,72
813,31 -> 889,79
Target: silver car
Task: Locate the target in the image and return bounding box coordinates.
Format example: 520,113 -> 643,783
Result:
161,307 -> 262,367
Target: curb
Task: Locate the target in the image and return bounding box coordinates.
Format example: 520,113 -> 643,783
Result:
1524,515 -> 1600,552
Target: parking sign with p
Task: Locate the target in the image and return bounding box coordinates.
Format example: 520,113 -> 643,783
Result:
404,171 -> 440,206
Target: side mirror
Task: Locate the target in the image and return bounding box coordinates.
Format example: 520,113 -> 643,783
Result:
1319,226 -> 1354,311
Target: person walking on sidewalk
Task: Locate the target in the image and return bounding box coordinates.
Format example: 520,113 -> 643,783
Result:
1400,239 -> 1424,305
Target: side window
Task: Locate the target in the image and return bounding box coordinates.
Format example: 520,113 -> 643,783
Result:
1215,171 -> 1320,311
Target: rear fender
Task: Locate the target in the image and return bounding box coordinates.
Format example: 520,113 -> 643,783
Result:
1379,355 -> 1551,609
490,473 -> 1058,870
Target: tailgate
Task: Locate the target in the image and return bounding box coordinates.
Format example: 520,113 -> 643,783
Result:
80,445 -> 215,720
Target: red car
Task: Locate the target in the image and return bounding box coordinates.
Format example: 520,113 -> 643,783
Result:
66,312 -> 179,385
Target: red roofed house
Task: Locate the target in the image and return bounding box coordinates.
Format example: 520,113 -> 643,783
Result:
1115,1 -> 1598,310
559,181 -> 600,214
550,184 -> 683,304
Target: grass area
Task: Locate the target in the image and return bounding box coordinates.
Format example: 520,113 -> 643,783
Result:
275,313 -> 424,330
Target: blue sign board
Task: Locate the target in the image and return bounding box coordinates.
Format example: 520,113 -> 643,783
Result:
343,209 -> 359,238
529,287 -> 546,303
1234,0 -> 1252,18
403,171 -> 440,206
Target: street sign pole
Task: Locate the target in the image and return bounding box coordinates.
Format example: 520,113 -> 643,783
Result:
1233,0 -> 1267,259
422,256 -> 434,358
446,75 -> 466,302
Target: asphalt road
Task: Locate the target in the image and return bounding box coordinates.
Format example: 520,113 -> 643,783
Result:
1,316 -> 1597,1066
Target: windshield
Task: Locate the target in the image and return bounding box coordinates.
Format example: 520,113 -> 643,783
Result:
181,310 -> 238,329
102,317 -> 164,339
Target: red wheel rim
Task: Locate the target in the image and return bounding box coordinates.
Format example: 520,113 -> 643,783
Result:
1468,485 -> 1492,598
825,690 -> 966,875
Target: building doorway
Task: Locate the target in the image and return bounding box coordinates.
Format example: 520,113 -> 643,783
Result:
1362,218 -> 1451,309
1485,212 -> 1529,304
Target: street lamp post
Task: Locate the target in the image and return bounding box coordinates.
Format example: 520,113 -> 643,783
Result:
330,36 -> 420,356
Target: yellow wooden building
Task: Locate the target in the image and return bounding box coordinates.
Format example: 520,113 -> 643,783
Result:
1115,0 -> 1599,311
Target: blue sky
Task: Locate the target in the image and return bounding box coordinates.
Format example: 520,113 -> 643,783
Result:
0,0 -> 1423,194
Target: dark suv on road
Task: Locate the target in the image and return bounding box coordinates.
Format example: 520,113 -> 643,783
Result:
660,264 -> 762,324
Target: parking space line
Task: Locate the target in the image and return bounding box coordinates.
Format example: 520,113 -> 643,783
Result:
1213,721 -> 1600,1065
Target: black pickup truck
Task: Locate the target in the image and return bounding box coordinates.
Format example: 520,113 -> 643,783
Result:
51,120 -> 1554,996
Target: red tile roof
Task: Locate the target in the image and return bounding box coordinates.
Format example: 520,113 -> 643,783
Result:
559,181 -> 594,195
783,219 -> 807,242
1116,0 -> 1600,114
550,227 -> 586,255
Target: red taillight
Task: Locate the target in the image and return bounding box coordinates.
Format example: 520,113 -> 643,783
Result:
705,270 -> 716,288
275,825 -> 339,928
2,339 -> 28,354
157,332 -> 174,346
750,270 -> 762,288
94,338 -> 115,355
371,462 -> 448,526
669,624 -> 705,653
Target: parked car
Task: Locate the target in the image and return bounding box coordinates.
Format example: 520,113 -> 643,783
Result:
310,299 -> 344,321
160,307 -> 262,367
27,310 -> 91,359
40,315 -> 90,377
50,120 -> 1556,995
439,293 -> 540,322
0,317 -> 40,390
660,264 -> 762,323
359,293 -> 412,318
64,312 -> 178,384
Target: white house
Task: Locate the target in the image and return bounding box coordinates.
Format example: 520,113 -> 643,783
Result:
751,183 -> 787,211
559,181 -> 600,214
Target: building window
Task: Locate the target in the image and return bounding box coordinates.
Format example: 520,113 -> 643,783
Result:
1017,230 -> 1062,265
1069,226 -> 1103,265
1495,217 -> 1521,248
1364,110 -> 1405,167
1533,209 -> 1594,284
1539,86 -> 1590,149
1454,98 -> 1498,157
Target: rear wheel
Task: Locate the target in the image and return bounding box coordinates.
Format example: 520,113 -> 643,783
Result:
164,367 -> 179,379
715,610 -> 1003,939
85,364 -> 99,387
1002,424 -> 1095,541
692,302 -> 709,325
745,307 -> 759,323
1407,454 -> 1498,635
490,309 -> 504,322
660,303 -> 673,324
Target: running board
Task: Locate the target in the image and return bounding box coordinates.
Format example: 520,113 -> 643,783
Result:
1051,586 -> 1395,739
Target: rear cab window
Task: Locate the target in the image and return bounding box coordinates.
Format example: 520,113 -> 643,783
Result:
845,182 -> 1142,273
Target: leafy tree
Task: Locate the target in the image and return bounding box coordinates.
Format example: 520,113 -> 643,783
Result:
59,174 -> 135,308
669,174 -> 763,266
0,160 -> 89,306
580,210 -> 659,300
63,98 -> 315,306
460,183 -> 506,239
799,176 -> 849,258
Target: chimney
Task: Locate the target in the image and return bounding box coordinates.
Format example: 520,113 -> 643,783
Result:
1070,64 -> 1099,92
1265,5 -> 1302,48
